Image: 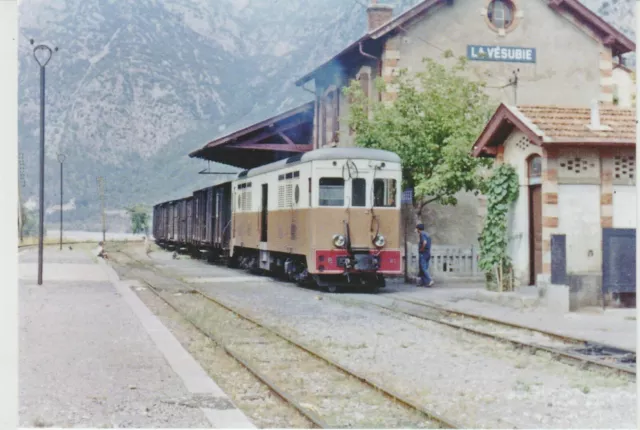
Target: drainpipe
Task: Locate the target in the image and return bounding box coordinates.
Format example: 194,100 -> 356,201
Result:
358,41 -> 378,61
301,81 -> 320,149
359,41 -> 382,101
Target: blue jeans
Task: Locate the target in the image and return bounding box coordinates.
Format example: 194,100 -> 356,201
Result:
418,253 -> 432,285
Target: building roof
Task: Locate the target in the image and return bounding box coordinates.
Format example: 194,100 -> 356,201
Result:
188,101 -> 315,169
472,104 -> 637,157
295,0 -> 636,87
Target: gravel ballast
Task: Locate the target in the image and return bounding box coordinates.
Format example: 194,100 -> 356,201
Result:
120,246 -> 637,429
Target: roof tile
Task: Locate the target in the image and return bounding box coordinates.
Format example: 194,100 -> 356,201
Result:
514,105 -> 636,141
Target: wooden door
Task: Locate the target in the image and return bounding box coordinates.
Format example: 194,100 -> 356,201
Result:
529,185 -> 542,285
260,184 -> 268,243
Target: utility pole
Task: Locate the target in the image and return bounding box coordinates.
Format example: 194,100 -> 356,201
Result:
97,176 -> 106,243
57,153 -> 66,250
508,68 -> 520,106
19,153 -> 25,243
31,38 -> 58,286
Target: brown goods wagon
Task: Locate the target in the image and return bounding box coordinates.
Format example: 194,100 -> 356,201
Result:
176,198 -> 188,244
212,182 -> 232,248
186,197 -> 194,244
192,188 -> 208,244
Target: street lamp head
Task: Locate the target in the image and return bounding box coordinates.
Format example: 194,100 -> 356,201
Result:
32,44 -> 54,67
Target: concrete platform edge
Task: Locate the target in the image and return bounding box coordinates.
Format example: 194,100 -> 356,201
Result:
97,259 -> 256,429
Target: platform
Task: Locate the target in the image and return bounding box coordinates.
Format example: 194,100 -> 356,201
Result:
19,247 -> 255,428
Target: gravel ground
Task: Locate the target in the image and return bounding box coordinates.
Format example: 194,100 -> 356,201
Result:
335,294 -> 608,351
129,247 -> 637,429
19,279 -> 211,428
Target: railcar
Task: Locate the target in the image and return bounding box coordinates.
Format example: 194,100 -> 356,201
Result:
153,147 -> 403,293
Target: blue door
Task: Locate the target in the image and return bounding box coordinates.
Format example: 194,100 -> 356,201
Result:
602,228 -> 636,294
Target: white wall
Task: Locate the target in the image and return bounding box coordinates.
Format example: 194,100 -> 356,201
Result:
613,185 -> 637,228
557,184 -> 601,273
612,68 -> 636,108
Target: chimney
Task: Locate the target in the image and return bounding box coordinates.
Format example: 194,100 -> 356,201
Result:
590,99 -> 601,129
367,0 -> 393,32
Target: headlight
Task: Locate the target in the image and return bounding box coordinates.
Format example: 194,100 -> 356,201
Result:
333,234 -> 346,248
373,235 -> 386,248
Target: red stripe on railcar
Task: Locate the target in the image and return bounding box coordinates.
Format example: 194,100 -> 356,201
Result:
314,249 -> 402,274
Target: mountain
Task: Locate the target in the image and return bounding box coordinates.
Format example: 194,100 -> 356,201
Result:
17,0 -> 636,231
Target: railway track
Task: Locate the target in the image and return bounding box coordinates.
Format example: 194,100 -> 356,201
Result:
111,249 -> 461,429
331,294 -> 636,378
116,243 -> 636,379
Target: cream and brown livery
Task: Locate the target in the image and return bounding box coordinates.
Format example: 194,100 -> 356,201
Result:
153,147 -> 403,293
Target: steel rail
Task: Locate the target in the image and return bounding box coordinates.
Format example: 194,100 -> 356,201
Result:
334,296 -> 636,378
113,249 -> 461,429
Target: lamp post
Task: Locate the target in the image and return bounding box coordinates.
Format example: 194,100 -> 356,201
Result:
57,153 -> 66,250
30,39 -> 58,286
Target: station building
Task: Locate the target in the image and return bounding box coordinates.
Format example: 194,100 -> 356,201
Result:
472,103 -> 636,307
190,0 -> 635,285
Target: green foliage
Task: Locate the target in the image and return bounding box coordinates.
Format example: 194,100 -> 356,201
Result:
126,204 -> 150,234
478,164 -> 519,291
343,54 -> 494,212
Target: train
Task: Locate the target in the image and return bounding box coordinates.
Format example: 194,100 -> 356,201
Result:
153,147 -> 403,293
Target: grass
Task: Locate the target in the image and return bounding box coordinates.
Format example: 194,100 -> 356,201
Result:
19,236 -> 145,248
19,236 -> 84,247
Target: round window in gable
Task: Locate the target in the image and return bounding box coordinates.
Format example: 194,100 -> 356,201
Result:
487,0 -> 515,31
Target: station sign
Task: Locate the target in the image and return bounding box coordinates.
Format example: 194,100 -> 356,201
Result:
467,45 -> 536,64
402,188 -> 413,204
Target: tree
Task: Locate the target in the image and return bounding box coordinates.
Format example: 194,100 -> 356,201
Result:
126,204 -> 150,235
344,53 -> 494,214
22,208 -> 41,237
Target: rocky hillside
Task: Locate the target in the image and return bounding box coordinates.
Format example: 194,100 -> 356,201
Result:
18,0 -> 635,231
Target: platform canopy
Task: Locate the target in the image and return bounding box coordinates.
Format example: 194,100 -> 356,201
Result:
189,101 -> 315,170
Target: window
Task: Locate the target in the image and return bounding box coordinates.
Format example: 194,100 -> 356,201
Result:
237,182 -> 252,211
528,156 -> 542,179
373,178 -> 397,207
319,177 -> 345,206
487,0 -> 514,30
528,155 -> 542,186
278,171 -> 300,208
324,88 -> 340,144
352,178 -> 366,207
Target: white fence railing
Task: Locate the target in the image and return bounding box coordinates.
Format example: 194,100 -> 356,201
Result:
407,245 -> 480,278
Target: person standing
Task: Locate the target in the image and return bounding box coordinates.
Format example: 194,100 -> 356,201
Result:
416,223 -> 434,287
